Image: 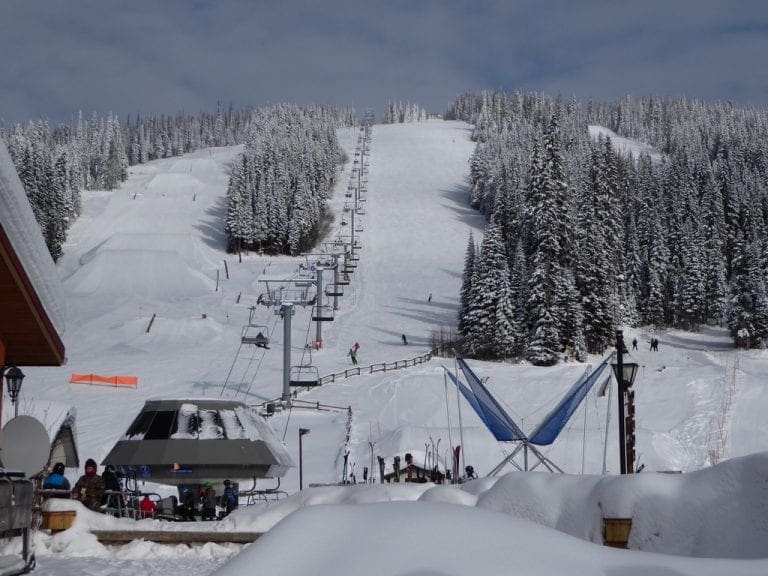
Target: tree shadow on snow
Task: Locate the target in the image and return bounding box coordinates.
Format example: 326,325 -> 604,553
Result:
437,180 -> 487,230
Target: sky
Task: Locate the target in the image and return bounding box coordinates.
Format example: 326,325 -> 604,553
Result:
2,0 -> 768,125
2,109 -> 768,573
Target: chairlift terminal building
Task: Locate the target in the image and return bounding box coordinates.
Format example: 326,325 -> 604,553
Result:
103,399 -> 294,484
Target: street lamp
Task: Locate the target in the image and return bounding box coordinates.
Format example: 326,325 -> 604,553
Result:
5,366 -> 25,418
299,428 -> 310,490
611,363 -> 639,392
611,330 -> 638,474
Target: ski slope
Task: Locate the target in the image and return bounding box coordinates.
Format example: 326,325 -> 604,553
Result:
18,119 -> 768,481
9,119 -> 768,575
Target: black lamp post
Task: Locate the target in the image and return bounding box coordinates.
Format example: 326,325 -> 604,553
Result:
611,331 -> 638,474
299,428 -> 310,490
5,366 -> 25,419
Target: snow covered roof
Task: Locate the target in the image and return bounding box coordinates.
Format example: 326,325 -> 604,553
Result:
102,399 -> 294,484
0,139 -> 66,366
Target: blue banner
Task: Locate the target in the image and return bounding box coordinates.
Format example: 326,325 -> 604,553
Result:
527,354 -> 614,446
446,359 -> 528,442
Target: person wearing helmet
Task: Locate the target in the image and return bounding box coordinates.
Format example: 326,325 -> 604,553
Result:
43,462 -> 71,496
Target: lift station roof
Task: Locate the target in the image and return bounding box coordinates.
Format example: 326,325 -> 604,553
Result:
102,399 -> 295,484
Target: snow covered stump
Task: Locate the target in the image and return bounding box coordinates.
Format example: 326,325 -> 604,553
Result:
603,518 -> 632,549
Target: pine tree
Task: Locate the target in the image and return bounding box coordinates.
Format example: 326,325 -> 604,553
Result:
463,221 -> 511,358
458,232 -> 476,338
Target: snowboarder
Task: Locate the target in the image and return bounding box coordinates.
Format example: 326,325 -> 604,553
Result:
632,338 -> 638,351
348,347 -> 358,365
401,334 -> 408,345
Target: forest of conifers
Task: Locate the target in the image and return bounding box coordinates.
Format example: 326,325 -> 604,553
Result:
449,92 -> 768,361
3,92 -> 767,359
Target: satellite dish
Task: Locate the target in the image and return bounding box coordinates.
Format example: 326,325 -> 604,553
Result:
1,415 -> 50,477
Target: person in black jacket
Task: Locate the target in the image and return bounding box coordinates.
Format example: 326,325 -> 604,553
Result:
101,464 -> 122,507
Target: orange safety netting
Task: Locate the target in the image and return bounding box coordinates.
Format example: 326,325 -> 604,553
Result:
70,373 -> 138,388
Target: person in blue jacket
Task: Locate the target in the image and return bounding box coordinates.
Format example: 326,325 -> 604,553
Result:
223,479 -> 238,515
43,462 -> 71,496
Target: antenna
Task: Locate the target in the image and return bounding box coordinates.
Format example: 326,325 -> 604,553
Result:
1,415 -> 50,477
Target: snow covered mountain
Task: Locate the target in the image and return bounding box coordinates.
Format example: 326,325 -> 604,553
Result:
8,120 -> 768,575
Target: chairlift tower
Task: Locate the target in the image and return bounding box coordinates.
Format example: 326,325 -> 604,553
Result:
276,303 -> 295,402
260,277 -> 317,403
315,267 -> 325,346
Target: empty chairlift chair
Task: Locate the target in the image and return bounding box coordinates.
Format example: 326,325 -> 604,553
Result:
289,365 -> 320,388
312,305 -> 334,322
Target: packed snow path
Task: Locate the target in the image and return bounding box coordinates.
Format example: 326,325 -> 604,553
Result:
327,121 -> 482,353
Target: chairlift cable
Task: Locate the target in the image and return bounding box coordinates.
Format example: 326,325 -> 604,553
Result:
238,311 -> 280,400
443,372 -> 455,466
582,388 -> 588,475
219,341 -> 245,398
281,401 -> 293,443
240,345 -> 268,401
235,342 -> 260,392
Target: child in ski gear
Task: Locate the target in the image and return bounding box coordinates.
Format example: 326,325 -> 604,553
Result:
72,458 -> 106,511
223,480 -> 238,515
43,462 -> 71,495
139,494 -> 157,518
348,347 -> 358,365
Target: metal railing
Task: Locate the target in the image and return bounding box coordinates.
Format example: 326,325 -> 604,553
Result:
318,349 -> 437,385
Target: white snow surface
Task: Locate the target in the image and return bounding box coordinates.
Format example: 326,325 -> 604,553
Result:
588,124 -> 663,163
2,121 -> 768,575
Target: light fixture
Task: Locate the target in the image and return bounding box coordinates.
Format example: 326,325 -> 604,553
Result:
5,365 -> 25,403
611,362 -> 639,390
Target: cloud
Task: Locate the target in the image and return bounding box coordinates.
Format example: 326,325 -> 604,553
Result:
1,0 -> 766,125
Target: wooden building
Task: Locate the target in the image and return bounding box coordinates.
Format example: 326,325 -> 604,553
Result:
0,138 -> 66,437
